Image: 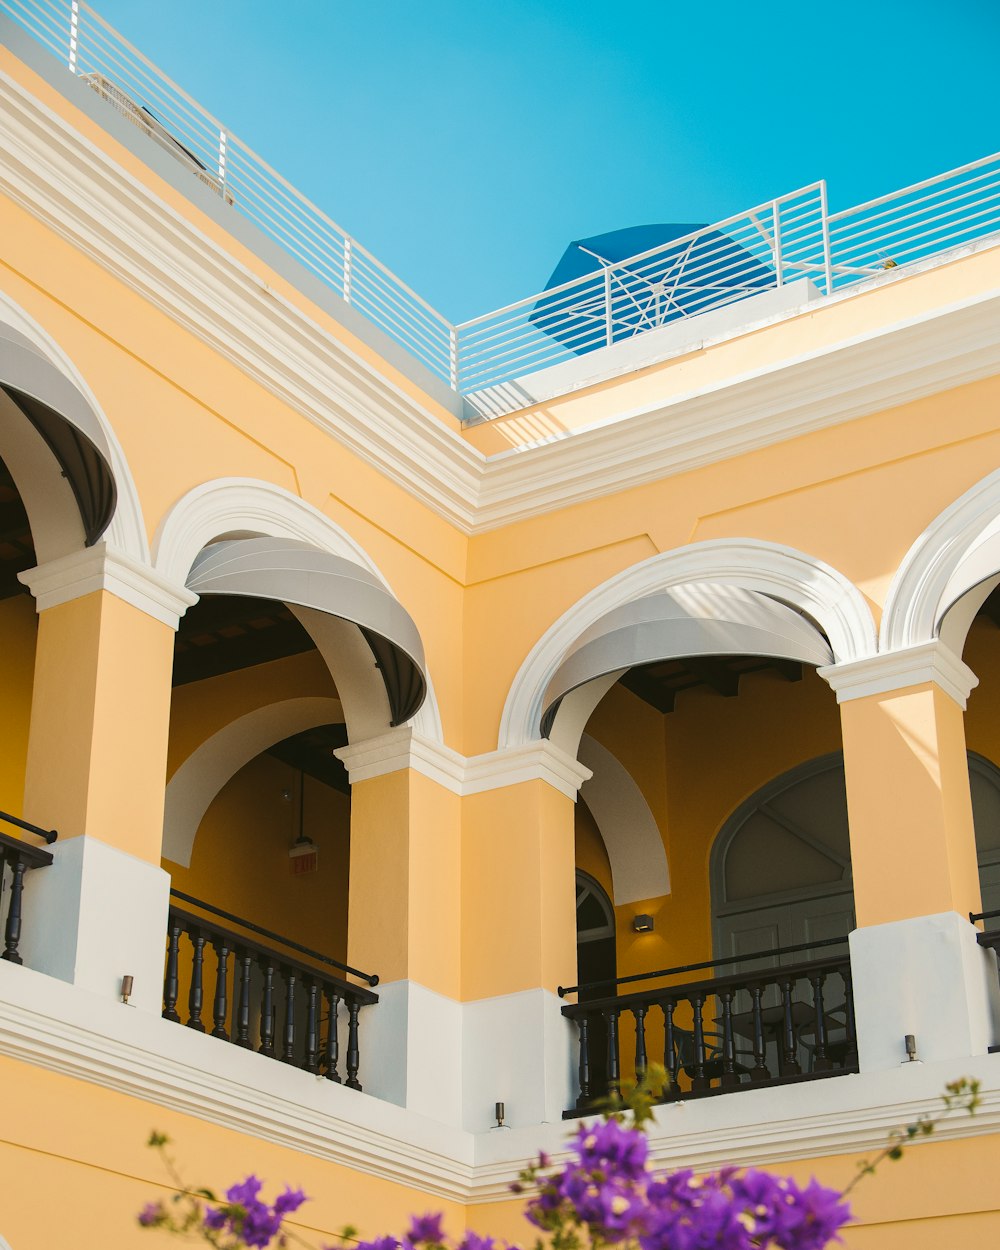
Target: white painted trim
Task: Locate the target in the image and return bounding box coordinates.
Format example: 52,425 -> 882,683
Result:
0,288 -> 148,561
335,729 -> 592,800
500,540 -> 876,750
18,542 -> 196,627
2,962 -> 1000,1203
578,735 -> 670,904
5,70 -> 1000,538
152,478 -> 443,743
882,467 -> 1000,656
819,640 -> 980,708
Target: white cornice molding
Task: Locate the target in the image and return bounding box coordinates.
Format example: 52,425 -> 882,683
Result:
3,70 -> 1000,537
18,542 -> 197,627
818,640 -> 979,708
0,70 -> 484,534
473,283 -> 1000,531
335,728 -> 592,799
2,964 -> 1000,1205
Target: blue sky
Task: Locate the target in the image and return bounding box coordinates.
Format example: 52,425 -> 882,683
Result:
88,1 -> 999,322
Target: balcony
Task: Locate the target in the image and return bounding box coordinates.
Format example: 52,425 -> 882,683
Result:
0,811 -> 55,965
562,939 -> 857,1117
163,891 -> 378,1090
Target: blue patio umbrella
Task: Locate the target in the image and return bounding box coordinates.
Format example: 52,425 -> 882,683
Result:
529,223 -> 775,356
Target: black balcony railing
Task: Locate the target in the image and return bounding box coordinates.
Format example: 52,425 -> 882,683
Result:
561,942 -> 856,1116
163,891 -> 378,1090
0,811 -> 56,966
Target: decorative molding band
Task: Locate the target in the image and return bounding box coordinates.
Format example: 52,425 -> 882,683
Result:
2,964 -> 1000,1205
335,729 -> 592,799
818,640 -> 979,708
19,542 -> 197,627
4,65 -> 1000,537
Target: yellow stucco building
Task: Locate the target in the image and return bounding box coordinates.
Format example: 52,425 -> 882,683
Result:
2,4 -> 1000,1246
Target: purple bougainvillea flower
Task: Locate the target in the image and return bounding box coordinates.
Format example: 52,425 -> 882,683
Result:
273,1186 -> 308,1216
457,1232 -> 497,1250
407,1213 -> 447,1244
573,1119 -> 649,1180
225,1176 -> 265,1206
357,1236 -> 403,1250
137,1202 -> 165,1228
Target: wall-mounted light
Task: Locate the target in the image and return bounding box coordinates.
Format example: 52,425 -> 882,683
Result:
493,1101 -> 509,1130
632,914 -> 654,933
121,974 -> 134,1005
904,1033 -> 918,1063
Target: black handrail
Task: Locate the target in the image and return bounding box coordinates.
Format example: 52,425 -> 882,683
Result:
0,829 -> 54,869
970,907 -> 1000,923
0,809 -> 57,846
558,934 -> 850,998
169,889 -> 378,987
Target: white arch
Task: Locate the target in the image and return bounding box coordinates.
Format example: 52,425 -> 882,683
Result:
0,289 -> 147,560
153,478 -> 443,742
500,539 -> 877,750
578,735 -> 670,905
163,696 -> 345,867
882,469 -> 1000,656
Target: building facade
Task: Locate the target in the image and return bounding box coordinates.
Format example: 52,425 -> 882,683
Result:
2,4 -> 1000,1245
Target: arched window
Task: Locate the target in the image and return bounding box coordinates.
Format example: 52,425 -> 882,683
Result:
711,753 -> 854,964
711,751 -> 1000,962
576,869 -> 616,989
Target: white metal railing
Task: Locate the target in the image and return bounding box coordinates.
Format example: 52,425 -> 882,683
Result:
0,0 -> 455,382
2,0 -> 1000,416
827,151 -> 1000,286
454,185 -> 828,399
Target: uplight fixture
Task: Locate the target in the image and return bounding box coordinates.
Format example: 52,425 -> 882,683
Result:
632,914 -> 654,933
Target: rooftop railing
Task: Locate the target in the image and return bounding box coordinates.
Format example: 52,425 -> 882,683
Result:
3,0 -> 1000,416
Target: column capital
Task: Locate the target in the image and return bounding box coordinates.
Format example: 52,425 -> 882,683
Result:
818,640 -> 979,709
18,542 -> 197,628
335,728 -> 592,799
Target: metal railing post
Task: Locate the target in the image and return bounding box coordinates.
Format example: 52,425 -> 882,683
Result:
68,0 -> 79,72
217,128 -> 227,188
772,199 -> 783,287
819,180 -> 834,295
342,237 -> 352,304
604,267 -> 613,346
449,326 -> 459,391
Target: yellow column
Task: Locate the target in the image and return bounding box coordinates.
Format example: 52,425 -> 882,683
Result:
840,681 -> 981,925
461,779 -> 577,1002
24,589 -> 175,865
347,767 -> 461,997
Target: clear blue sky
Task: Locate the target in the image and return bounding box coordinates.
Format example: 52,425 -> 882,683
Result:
88,0 -> 999,322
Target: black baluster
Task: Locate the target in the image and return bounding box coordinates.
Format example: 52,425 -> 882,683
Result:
633,1004 -> 648,1084
748,983 -> 770,1083
186,929 -> 207,1031
690,993 -> 708,1091
162,916 -> 182,1022
810,972 -> 830,1072
719,988 -> 739,1089
324,989 -> 342,1082
778,977 -> 801,1076
259,958 -> 276,1057
281,966 -> 297,1064
304,980 -> 320,1073
576,1013 -> 592,1109
234,947 -> 253,1048
1,853 -> 27,965
345,998 -> 362,1090
211,937 -> 230,1040
662,998 -> 681,1096
842,968 -> 858,1068
605,1009 -> 621,1103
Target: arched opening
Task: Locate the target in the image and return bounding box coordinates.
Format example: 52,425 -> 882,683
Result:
159,525 -> 430,1085
539,561 -> 863,1106
0,454 -> 39,820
